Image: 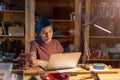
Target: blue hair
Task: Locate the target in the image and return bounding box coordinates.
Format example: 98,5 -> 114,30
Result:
35,17 -> 52,45
35,17 -> 52,33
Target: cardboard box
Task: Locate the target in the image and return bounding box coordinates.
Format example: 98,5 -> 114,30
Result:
8,26 -> 24,36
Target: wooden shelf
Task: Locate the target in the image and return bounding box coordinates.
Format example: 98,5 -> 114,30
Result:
53,35 -> 73,38
88,59 -> 120,62
90,36 -> 120,39
51,19 -> 74,22
0,35 -> 24,38
0,10 -> 25,13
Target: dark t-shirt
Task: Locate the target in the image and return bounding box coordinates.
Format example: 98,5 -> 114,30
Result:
30,39 -> 63,61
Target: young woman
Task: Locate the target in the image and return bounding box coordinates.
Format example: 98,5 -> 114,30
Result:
30,17 -> 63,67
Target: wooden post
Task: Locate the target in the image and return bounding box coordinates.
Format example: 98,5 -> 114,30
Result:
25,0 -> 35,53
83,0 -> 91,63
74,0 -> 82,52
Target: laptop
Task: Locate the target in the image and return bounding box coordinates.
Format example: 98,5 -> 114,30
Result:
40,52 -> 81,71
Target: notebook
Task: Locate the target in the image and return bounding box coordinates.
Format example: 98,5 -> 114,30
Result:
40,52 -> 81,71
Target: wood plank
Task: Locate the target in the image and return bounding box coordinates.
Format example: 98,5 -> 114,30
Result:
82,0 -> 91,63
69,74 -> 120,80
25,0 -> 35,53
0,10 -> 25,13
74,0 -> 81,52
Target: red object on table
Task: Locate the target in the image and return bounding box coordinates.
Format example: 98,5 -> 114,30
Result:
44,72 -> 69,80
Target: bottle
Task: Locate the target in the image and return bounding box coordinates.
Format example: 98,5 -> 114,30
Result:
70,12 -> 75,20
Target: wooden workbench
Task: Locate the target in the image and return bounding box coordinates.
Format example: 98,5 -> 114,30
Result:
12,64 -> 120,80
23,68 -> 120,80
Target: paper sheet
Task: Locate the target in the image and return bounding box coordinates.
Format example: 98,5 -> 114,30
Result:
56,67 -> 81,73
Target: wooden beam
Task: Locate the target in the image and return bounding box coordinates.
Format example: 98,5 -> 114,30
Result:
83,0 -> 91,63
25,0 -> 35,53
74,0 -> 81,52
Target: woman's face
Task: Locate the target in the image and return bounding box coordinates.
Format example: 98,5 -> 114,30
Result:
40,26 -> 53,43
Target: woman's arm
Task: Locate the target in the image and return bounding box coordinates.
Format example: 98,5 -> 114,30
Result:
30,41 -> 48,67
29,51 -> 48,67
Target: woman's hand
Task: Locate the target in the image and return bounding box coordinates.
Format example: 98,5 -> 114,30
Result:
29,52 -> 38,67
37,60 -> 48,67
30,59 -> 48,67
29,52 -> 48,67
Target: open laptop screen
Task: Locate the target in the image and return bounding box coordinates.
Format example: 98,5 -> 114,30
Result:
41,52 -> 81,70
